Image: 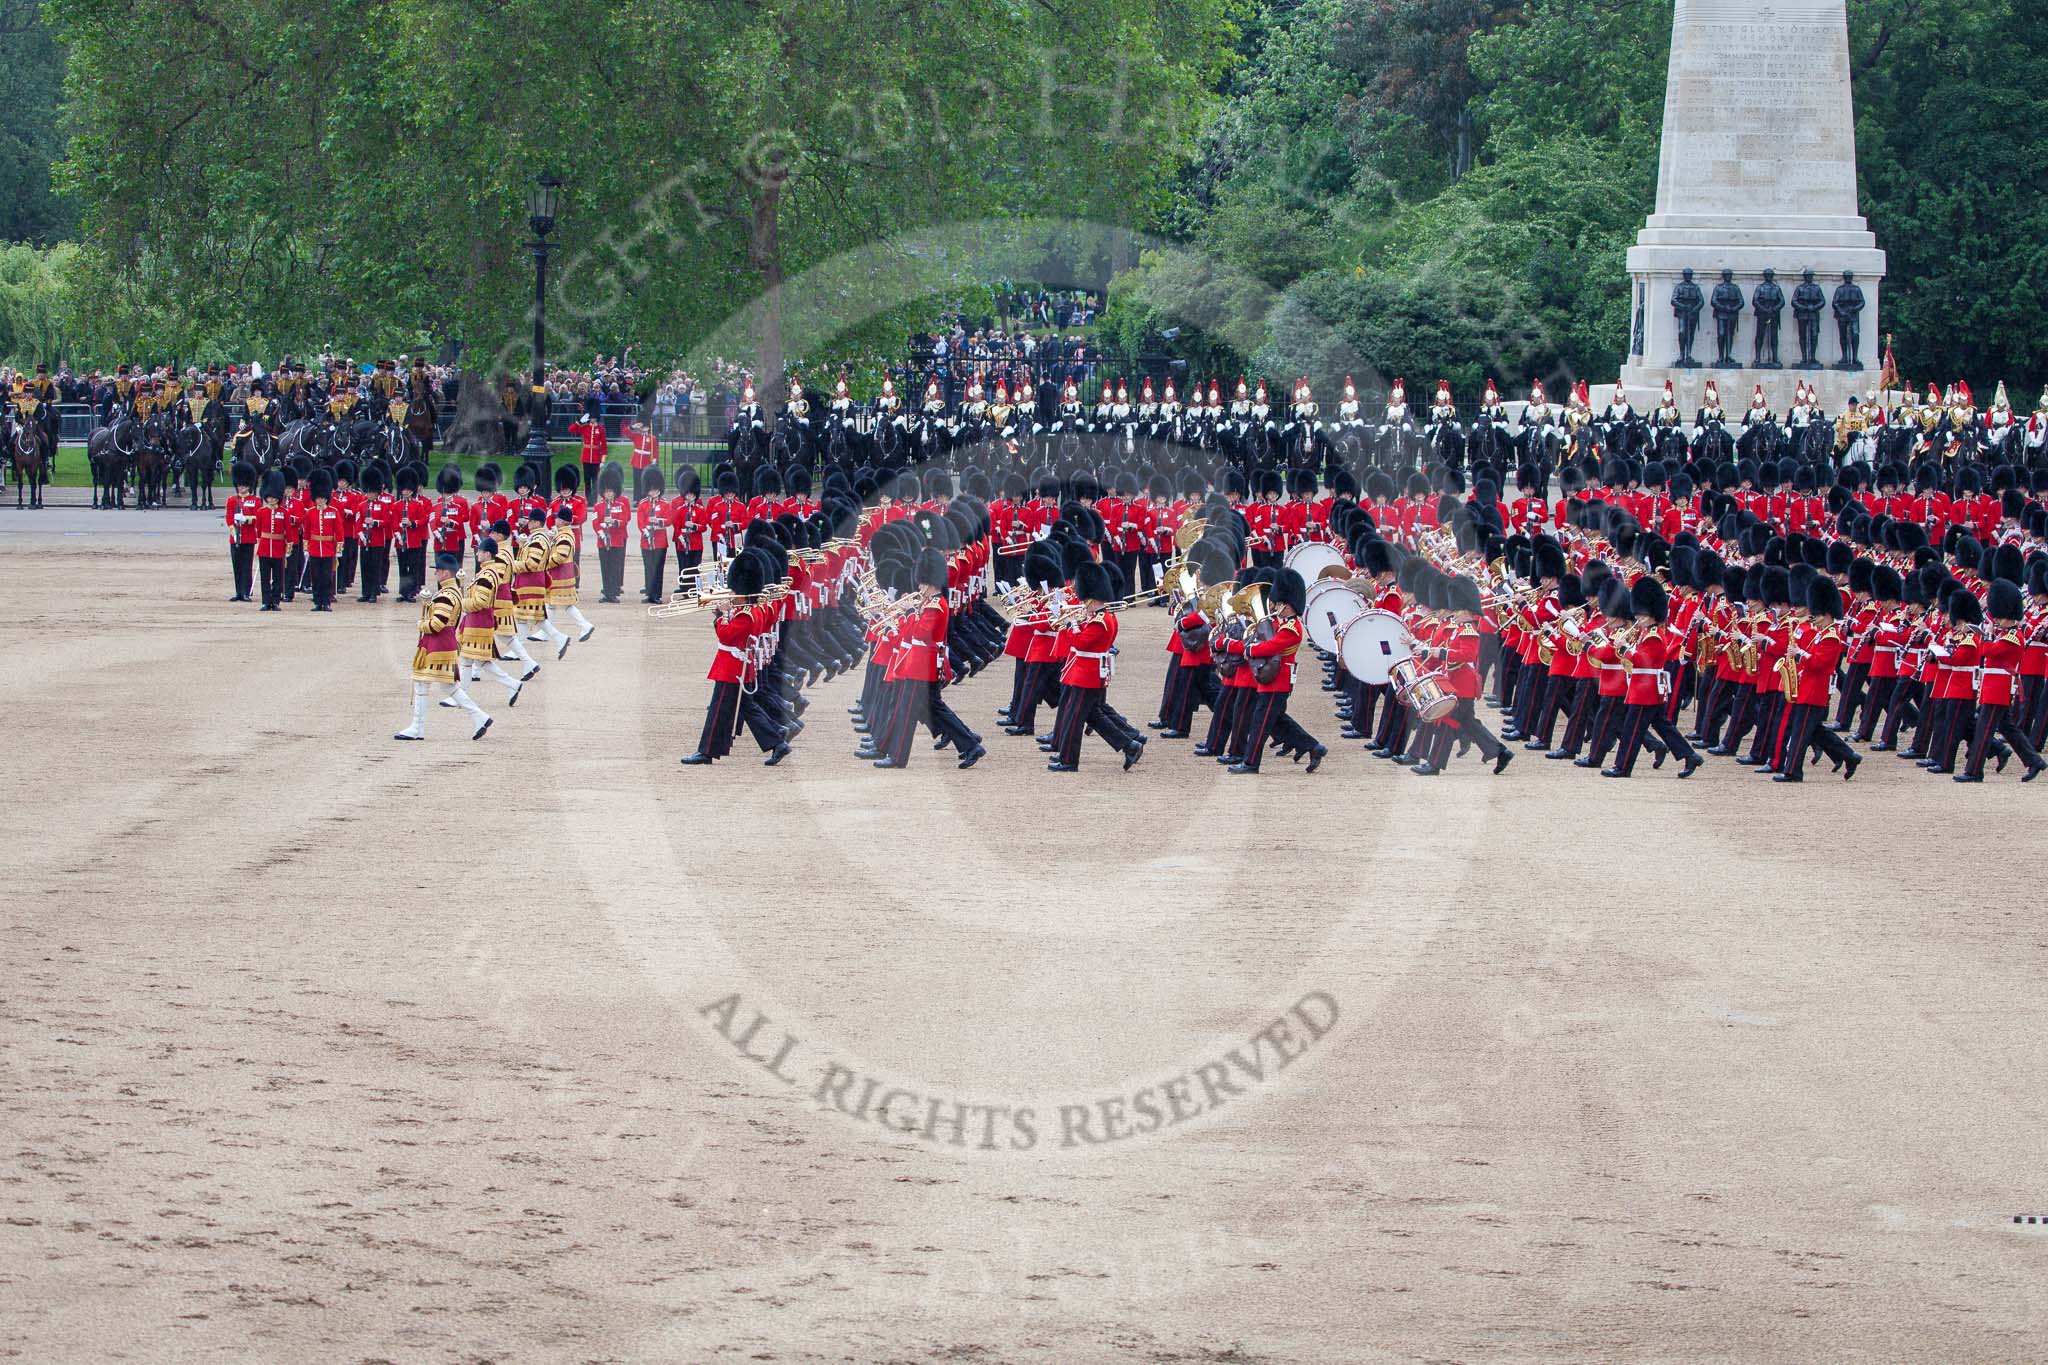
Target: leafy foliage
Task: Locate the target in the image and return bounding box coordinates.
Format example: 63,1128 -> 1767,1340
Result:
1113,0 -> 2048,393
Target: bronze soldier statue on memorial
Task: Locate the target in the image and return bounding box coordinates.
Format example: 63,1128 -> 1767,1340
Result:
1832,270 -> 1866,371
1672,268 -> 1705,368
1751,268 -> 1785,369
1710,268 -> 1744,368
1792,269 -> 1827,369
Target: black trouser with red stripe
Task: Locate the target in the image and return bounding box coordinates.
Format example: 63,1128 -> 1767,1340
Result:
1583,693 -> 1633,766
1967,702 -> 2042,778
1776,702 -> 1857,779
229,542 -> 254,599
1053,684 -> 1136,767
1012,661 -> 1063,733
360,543 -> 390,598
1155,656 -> 1182,724
2026,676 -> 2048,751
1162,661 -> 1217,734
1423,698 -> 1505,769
1237,689 -> 1316,771
1832,660 -> 1869,730
1610,700 -> 1694,775
308,555 -> 335,609
1854,674 -> 1898,742
1925,697 -> 1969,772
642,546 -> 667,601
338,538 -> 359,592
1372,679 -> 1411,752
698,679 -> 771,759
1878,677 -> 1924,748
599,545 -> 627,601
1205,682 -> 1250,753
1530,673 -> 1576,749
891,679 -> 979,764
395,546 -> 425,600
258,555 -> 284,608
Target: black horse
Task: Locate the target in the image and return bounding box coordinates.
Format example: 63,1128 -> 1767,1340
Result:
174,424 -> 219,509
6,411 -> 51,508
89,416 -> 142,507
134,411 -> 175,508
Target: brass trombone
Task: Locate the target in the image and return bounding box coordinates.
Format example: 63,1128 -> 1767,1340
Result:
647,582 -> 790,619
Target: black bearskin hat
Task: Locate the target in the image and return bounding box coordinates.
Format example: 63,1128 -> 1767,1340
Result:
1630,574 -> 1669,623
1073,559 -> 1116,603
1806,576 -> 1844,620
436,463 -> 463,496
1446,575 -> 1483,616
1271,568 -> 1308,616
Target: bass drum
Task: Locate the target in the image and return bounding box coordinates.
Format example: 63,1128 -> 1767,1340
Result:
1283,540 -> 1346,586
1336,608 -> 1413,685
1390,658 -> 1457,723
1303,580 -> 1368,655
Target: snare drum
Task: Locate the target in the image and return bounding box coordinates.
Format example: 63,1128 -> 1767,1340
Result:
1336,608 -> 1413,685
1390,657 -> 1457,723
1303,580 -> 1368,655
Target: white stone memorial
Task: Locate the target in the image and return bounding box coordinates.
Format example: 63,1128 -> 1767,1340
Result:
1618,0 -> 1886,415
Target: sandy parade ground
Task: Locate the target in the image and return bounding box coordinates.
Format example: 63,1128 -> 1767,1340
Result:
5,492 -> 2047,1362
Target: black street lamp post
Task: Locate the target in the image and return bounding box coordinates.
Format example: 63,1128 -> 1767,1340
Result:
521,173 -> 563,482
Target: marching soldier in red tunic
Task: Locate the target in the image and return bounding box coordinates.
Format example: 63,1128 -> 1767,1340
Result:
303,468 -> 344,611
1047,561 -> 1141,772
636,466 -> 671,604
1961,578 -> 2046,782
254,468 -> 293,611
1772,578 -> 1860,782
394,553 -> 492,742
1214,568 -> 1325,774
356,465 -> 397,601
393,464 -> 431,601
878,548 -> 985,769
1409,575 -> 1512,777
590,462 -> 632,603
1602,576 -> 1699,779
224,463 -> 260,601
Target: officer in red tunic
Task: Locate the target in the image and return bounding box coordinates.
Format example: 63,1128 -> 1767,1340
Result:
331,460 -> 363,595
1772,578 -> 1859,782
1961,578 -> 2046,782
303,468 -> 344,611
589,462 -> 632,602
635,466 -> 671,603
253,468 -> 293,611
431,463 -> 469,576
1047,561 -> 1141,772
1408,575 -> 1512,776
1156,539 -> 1234,739
571,409 -> 608,499
680,548 -> 788,765
394,552 -> 492,741
1602,576 -> 1699,779
224,462 -> 261,601
393,463 -> 432,602
628,419 -> 659,496
877,548 -> 985,769
1215,568 -> 1325,774
356,465 -> 397,601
